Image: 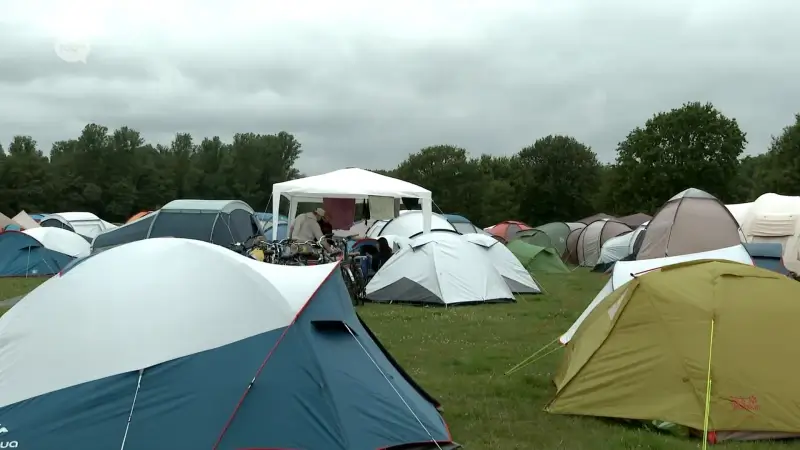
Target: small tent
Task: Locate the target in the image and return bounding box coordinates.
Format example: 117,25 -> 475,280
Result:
92,200 -> 262,252
38,214 -> 76,233
51,212 -> 116,238
507,240 -> 570,274
366,232 -> 515,305
741,193 -> 800,273
549,260 -> 800,443
0,238 -> 457,449
461,233 -> 542,294
0,231 -> 75,277
573,220 -> 632,267
444,214 -> 489,236
617,212 -> 651,228
22,227 -> 91,258
486,220 -> 533,242
126,211 -> 152,223
636,188 -> 741,260
370,211 -> 456,239
526,222 -> 584,257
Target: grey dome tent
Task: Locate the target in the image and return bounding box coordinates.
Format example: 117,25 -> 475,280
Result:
91,200 -> 262,253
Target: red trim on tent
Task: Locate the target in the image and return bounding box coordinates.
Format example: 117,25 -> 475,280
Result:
212,263 -> 340,450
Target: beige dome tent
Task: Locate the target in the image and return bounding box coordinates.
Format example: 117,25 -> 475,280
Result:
636,188 -> 741,260
741,193 -> 800,273
573,219 -> 631,267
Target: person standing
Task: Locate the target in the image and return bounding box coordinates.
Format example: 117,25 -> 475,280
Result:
290,208 -> 334,252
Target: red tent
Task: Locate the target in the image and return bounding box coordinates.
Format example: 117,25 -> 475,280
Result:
486,220 -> 533,242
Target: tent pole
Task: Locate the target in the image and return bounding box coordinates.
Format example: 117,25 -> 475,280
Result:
701,318 -> 716,450
120,369 -> 144,450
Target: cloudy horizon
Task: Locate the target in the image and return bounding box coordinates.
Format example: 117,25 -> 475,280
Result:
1,0 -> 798,174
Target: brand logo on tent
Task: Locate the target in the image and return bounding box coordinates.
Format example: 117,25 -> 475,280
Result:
0,424 -> 18,448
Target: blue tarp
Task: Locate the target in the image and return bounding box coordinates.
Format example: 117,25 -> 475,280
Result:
0,231 -> 74,276
0,272 -> 452,449
263,220 -> 288,241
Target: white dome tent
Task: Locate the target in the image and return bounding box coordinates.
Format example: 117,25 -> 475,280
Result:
369,211 -> 456,239
366,232 -> 515,306
559,244 -> 754,344
22,227 -> 91,258
0,238 -> 455,449
50,212 -> 117,238
461,233 -> 542,294
593,221 -> 650,271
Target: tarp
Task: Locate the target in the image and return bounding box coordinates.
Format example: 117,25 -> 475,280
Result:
0,238 -> 455,449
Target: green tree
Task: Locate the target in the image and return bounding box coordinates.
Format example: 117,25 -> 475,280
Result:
517,135 -> 601,224
0,136 -> 52,214
393,145 -> 484,220
610,102 -> 746,213
756,114 -> 800,196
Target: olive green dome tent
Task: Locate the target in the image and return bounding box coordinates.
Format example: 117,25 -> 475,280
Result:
506,240 -> 569,274
548,260 -> 800,443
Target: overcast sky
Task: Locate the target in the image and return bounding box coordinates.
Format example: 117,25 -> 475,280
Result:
1,0 -> 798,174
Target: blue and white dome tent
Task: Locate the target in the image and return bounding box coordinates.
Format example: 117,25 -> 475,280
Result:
0,238 -> 456,450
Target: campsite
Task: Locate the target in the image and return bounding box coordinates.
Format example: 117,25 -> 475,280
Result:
2,100 -> 800,449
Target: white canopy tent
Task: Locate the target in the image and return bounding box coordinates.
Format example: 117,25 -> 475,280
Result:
270,168 -> 433,241
560,244 -> 753,344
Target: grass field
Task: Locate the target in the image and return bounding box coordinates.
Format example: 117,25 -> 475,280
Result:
1,271 -> 797,449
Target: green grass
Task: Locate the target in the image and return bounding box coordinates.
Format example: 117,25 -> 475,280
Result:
0,272 -> 798,449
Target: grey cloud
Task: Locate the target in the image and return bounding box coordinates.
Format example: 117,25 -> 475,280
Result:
2,0 -> 800,174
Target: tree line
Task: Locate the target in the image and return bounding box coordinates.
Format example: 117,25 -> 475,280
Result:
1,101 -> 798,227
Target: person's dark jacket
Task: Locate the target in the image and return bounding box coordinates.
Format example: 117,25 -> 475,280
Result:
371,238 -> 393,272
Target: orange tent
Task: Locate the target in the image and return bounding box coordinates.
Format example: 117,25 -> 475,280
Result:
126,211 -> 152,223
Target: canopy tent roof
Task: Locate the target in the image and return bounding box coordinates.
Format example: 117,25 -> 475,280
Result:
272,168 -> 433,240
272,168 -> 431,201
